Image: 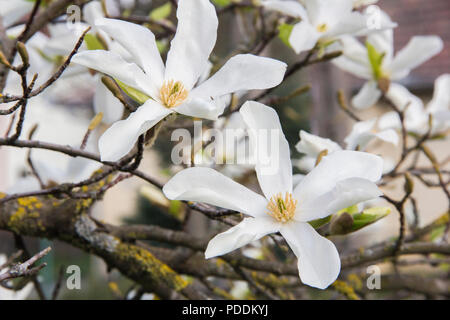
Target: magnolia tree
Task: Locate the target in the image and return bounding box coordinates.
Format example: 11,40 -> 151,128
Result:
0,0 -> 449,300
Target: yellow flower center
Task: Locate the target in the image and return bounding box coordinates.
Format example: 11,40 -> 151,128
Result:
266,192 -> 297,223
160,80 -> 188,108
316,23 -> 328,33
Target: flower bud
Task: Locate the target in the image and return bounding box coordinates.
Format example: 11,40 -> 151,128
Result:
16,42 -> 29,66
330,212 -> 354,235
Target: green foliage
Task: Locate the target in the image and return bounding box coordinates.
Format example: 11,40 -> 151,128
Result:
212,0 -> 232,7
309,215 -> 332,229
115,79 -> 150,104
351,207 -> 390,232
278,23 -> 294,48
85,34 -> 105,51
150,3 -> 172,21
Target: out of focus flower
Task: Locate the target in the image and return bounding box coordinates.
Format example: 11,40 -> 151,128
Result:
163,101 -> 384,289
73,0 -> 287,162
379,74 -> 450,136
295,128 -> 397,172
262,0 -> 394,54
0,0 -> 34,27
333,10 -> 443,109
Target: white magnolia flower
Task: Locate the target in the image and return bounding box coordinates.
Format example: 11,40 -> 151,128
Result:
295,127 -> 397,172
73,0 -> 287,162
0,254 -> 34,300
163,101 -> 384,289
262,0 -> 390,54
333,10 -> 443,109
379,74 -> 450,136
344,119 -> 398,151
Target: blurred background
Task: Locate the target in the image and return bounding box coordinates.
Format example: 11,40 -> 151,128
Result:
0,0 -> 448,299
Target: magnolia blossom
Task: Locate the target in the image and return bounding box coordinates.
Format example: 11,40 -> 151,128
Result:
379,74 -> 450,136
295,127 -> 397,172
163,101 -> 384,289
261,0 -> 391,54
73,0 -> 287,162
332,10 -> 443,109
0,255 -> 33,300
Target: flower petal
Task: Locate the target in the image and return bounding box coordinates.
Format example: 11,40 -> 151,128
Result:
96,18 -> 165,87
294,150 -> 383,221
261,0 -> 308,19
390,36 -> 443,80
427,74 -> 450,114
165,0 -> 218,90
352,80 -> 382,109
295,130 -> 342,157
240,101 -> 293,199
173,97 -> 225,120
163,167 -> 268,217
289,21 -> 321,54
332,37 -> 372,79
191,54 -> 287,99
99,100 -> 172,161
385,83 -> 424,111
304,0 -> 353,27
94,78 -> 124,124
281,221 -> 340,289
72,50 -> 154,97
205,217 -> 279,259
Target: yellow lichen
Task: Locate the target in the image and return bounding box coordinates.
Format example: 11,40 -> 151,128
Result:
115,243 -> 188,292
332,280 -> 360,300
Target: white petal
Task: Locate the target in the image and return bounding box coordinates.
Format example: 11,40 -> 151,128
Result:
289,21 -> 321,54
165,0 -> 218,90
427,74 -> 450,114
174,98 -> 225,120
293,174 -> 305,187
94,78 -> 124,124
378,111 -> 401,131
298,177 -> 383,222
390,36 -> 443,80
192,54 -> 287,99
352,80 -> 382,109
326,12 -> 368,39
261,0 -> 308,19
99,100 -> 172,161
281,222 -> 340,289
0,0 -> 34,27
386,83 -> 424,111
295,130 -> 342,157
163,167 -> 268,217
83,1 -> 104,27
366,11 -> 394,64
205,217 -> 279,259
240,101 -> 293,199
374,129 -> 399,146
304,0 -> 353,27
344,119 -> 376,150
96,18 -> 165,87
72,50 -> 155,97
295,156 -> 316,172
332,37 -> 372,79
294,150 -> 383,221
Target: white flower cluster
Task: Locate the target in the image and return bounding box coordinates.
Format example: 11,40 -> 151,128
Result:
0,0 -> 447,291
